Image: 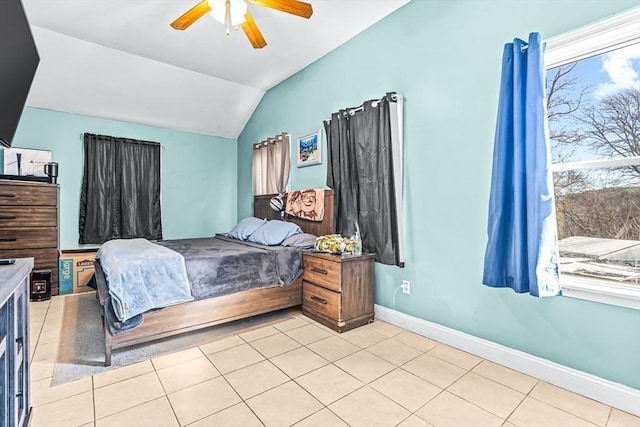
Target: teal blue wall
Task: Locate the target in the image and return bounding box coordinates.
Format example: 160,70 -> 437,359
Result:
238,0 -> 640,389
3,107 -> 237,249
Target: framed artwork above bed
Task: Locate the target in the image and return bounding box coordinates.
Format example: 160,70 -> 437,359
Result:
297,130 -> 322,167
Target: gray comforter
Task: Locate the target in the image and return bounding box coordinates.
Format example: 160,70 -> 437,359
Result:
158,235 -> 303,300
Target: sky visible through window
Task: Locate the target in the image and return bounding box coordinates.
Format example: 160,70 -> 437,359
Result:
547,42 -> 640,163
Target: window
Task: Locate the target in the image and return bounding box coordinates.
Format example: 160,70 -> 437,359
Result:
79,133 -> 162,244
252,133 -> 290,196
545,7 -> 640,309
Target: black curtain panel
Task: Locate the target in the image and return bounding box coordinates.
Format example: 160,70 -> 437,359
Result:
325,93 -> 401,266
79,133 -> 162,244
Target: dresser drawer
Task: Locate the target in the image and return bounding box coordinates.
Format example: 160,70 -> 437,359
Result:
0,228 -> 58,250
303,256 -> 341,291
0,183 -> 57,206
0,248 -> 58,268
303,281 -> 341,321
0,207 -> 57,228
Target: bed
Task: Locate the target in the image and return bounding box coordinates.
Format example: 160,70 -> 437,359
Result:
95,191 -> 334,366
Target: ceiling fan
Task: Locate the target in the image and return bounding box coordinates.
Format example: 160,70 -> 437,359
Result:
170,0 -> 313,49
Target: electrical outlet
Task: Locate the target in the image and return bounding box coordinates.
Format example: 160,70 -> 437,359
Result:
402,280 -> 410,294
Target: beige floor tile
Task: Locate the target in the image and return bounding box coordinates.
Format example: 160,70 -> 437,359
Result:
32,340 -> 59,362
95,396 -> 179,427
471,360 -> 538,394
428,344 -> 482,370
294,408 -> 349,427
207,343 -> 265,374
608,408 -> 640,427
246,381 -> 323,427
370,368 -> 441,412
296,363 -> 364,405
187,402 -> 264,427
329,386 -> 410,427
415,390 -> 503,427
151,347 -> 203,370
168,377 -> 241,426
339,327 -> 388,348
239,325 -> 280,342
273,317 -> 310,332
270,346 -> 329,378
78,423 -> 95,427
397,414 -> 434,427
93,360 -> 154,389
402,353 -> 466,389
367,338 -> 423,366
199,335 -> 244,355
30,360 -> 55,382
31,376 -> 92,407
306,336 -> 360,362
394,331 -> 440,352
31,390 -> 94,427
367,320 -> 406,337
36,328 -> 61,345
285,323 -> 333,345
30,323 -> 44,338
508,397 -> 599,427
93,372 -> 165,419
448,372 -> 525,419
225,360 -> 289,399
156,356 -> 220,393
249,332 -> 301,358
333,350 -> 395,384
530,382 -> 611,426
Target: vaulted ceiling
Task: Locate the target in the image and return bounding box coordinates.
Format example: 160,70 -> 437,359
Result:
22,0 -> 410,139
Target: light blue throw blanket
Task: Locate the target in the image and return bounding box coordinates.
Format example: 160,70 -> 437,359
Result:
97,238 -> 194,322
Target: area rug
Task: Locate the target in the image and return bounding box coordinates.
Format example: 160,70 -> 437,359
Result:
52,292 -> 294,386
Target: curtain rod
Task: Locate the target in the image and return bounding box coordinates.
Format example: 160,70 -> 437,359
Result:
254,132 -> 288,149
324,92 -> 402,123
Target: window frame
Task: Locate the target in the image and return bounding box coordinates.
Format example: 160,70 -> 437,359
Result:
545,6 -> 640,310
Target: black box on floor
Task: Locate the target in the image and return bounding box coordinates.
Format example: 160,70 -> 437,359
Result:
31,269 -> 51,301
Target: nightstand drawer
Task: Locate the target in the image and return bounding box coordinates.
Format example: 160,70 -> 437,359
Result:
303,255 -> 341,291
303,281 -> 341,321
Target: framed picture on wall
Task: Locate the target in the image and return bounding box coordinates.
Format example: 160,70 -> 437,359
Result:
297,130 -> 322,167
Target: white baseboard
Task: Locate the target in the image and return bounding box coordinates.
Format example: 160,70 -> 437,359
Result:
374,304 -> 640,417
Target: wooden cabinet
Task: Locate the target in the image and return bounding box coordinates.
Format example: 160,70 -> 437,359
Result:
301,251 -> 375,333
0,258 -> 33,427
0,180 -> 59,295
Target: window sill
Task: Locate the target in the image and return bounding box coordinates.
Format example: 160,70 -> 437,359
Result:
561,276 -> 640,310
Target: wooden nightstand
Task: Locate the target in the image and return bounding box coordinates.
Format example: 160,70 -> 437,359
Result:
301,251 -> 375,333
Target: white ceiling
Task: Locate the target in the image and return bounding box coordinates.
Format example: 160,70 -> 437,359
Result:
22,0 -> 410,139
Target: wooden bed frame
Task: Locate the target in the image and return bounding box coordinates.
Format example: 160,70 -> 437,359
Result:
96,190 -> 334,366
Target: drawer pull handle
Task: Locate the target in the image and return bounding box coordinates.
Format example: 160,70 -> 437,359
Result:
310,267 -> 328,275
0,215 -> 17,220
0,193 -> 16,198
310,295 -> 327,304
0,238 -> 17,242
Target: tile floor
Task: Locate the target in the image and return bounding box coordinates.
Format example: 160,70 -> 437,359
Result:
28,295 -> 640,427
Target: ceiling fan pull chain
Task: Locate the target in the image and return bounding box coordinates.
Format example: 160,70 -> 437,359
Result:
225,0 -> 231,35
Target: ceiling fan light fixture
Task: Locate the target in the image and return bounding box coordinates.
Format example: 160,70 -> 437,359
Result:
209,0 -> 247,26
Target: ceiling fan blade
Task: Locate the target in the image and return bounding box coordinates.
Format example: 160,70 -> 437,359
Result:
248,0 -> 313,18
241,12 -> 267,49
170,0 -> 212,30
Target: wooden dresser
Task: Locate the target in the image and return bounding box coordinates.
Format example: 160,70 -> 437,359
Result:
301,252 -> 376,332
0,180 -> 59,295
0,258 -> 33,427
